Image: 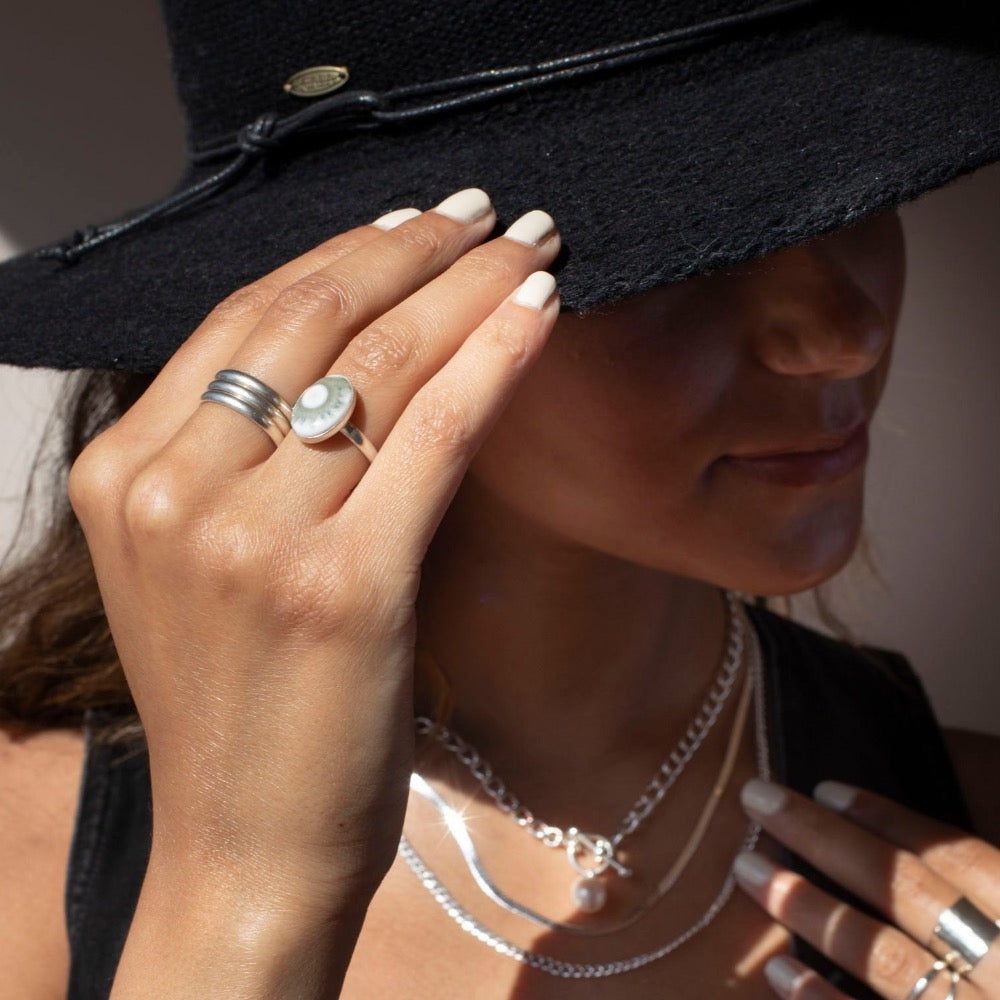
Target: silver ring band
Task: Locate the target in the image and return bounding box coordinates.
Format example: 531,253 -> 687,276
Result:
200,369 -> 291,449
930,897 -> 1000,974
214,369 -> 292,422
291,374 -> 378,461
906,959 -> 961,1000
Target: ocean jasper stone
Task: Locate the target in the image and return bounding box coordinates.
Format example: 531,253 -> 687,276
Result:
291,375 -> 356,442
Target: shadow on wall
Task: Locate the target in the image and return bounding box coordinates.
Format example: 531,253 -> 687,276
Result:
0,1 -> 185,253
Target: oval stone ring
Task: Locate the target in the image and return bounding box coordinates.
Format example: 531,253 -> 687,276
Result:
290,374 -> 378,461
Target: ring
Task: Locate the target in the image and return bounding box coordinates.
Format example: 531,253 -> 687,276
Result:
905,959 -> 961,1000
290,375 -> 378,461
929,896 -> 1000,974
200,369 -> 292,448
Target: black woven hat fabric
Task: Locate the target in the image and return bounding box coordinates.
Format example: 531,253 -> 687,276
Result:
1,0 -> 999,372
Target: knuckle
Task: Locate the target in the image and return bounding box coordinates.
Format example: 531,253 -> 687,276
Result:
122,462 -> 196,544
343,320 -> 419,377
868,931 -> 917,985
68,430 -> 129,522
482,315 -> 532,365
208,281 -> 276,326
392,222 -> 445,262
459,250 -> 520,289
269,273 -> 359,327
888,852 -> 939,909
409,387 -> 475,453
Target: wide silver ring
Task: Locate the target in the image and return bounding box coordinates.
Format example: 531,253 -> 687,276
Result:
200,369 -> 292,449
929,896 -> 1000,974
291,375 -> 378,461
905,959 -> 961,1000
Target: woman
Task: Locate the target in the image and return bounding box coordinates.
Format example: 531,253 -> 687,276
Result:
1,2 -> 1000,998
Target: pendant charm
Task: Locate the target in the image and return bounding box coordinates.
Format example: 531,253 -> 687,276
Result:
572,874 -> 608,913
564,828 -> 631,913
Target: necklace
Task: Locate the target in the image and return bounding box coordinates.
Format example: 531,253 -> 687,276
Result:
407,653 -> 754,935
398,602 -> 770,978
415,590 -> 745,913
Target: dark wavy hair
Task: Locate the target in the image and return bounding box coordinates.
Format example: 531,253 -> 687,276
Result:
0,370 -> 150,743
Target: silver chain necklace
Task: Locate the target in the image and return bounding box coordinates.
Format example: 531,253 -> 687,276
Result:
414,590 -> 744,913
398,602 -> 770,979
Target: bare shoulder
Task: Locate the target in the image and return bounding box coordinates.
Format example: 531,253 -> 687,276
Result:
943,727 -> 1000,846
0,724 -> 85,1000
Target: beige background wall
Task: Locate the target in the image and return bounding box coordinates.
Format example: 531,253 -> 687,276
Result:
1,3 -> 998,735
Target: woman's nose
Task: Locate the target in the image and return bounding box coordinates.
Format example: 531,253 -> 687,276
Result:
750,245 -> 893,379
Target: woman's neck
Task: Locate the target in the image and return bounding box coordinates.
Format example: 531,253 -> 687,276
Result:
418,481 -> 728,788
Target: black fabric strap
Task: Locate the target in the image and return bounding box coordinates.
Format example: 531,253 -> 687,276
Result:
36,0 -> 823,264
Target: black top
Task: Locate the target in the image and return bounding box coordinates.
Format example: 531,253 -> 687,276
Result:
64,606 -> 971,998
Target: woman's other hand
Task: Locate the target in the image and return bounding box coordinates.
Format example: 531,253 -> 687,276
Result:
66,188 -> 560,997
736,779 -> 1000,998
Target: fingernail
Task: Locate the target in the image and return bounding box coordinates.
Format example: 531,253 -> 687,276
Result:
814,780 -> 857,812
513,271 -> 557,310
432,188 -> 493,223
733,851 -> 777,888
503,210 -> 556,247
764,956 -> 806,997
741,779 -> 788,816
372,207 -> 422,231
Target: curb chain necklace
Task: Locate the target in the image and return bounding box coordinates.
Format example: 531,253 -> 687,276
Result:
398,596 -> 771,979
414,589 -> 744,913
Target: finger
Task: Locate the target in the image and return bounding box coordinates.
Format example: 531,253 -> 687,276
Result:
742,780 -> 1000,992
191,188 -> 499,471
112,220 -> 388,456
341,271 -> 559,568
263,208 -> 562,515
814,781 -> 1000,915
734,852 -> 959,1000
742,782 -> 964,945
762,956 -> 850,999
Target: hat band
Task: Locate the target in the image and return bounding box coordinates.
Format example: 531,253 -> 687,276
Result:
36,0 -> 824,265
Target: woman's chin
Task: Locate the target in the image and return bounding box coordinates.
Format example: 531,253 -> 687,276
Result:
751,503 -> 864,598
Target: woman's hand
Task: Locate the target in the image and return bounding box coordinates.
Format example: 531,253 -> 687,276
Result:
735,779 -> 1000,998
67,188 -> 561,996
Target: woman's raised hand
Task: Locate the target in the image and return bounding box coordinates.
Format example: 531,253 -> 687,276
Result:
736,780 -> 1000,999
67,189 -> 560,996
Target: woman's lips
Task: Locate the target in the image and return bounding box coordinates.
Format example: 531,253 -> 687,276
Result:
722,423 -> 869,486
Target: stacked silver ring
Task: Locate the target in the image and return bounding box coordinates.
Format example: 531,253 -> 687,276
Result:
930,897 -> 1000,974
200,368 -> 292,448
908,896 -> 1000,999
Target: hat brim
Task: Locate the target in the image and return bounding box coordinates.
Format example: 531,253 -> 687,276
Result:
2,13 -> 999,371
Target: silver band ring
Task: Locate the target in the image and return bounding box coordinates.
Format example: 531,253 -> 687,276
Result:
213,369 -> 292,423
905,959 -> 961,1000
291,375 -> 378,461
930,896 -> 1000,974
200,369 -> 292,449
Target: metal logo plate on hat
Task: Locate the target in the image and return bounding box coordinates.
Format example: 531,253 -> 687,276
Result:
284,65 -> 350,98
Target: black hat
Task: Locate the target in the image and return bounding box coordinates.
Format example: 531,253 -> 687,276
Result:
1,0 -> 999,372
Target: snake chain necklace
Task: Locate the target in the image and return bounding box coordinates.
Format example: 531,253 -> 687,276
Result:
398,594 -> 771,979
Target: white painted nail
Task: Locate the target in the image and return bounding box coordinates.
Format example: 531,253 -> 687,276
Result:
733,851 -> 777,888
432,188 -> 493,223
371,207 -> 422,231
741,779 -> 787,816
814,780 -> 857,812
764,956 -> 806,997
512,272 -> 557,310
503,210 -> 556,247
